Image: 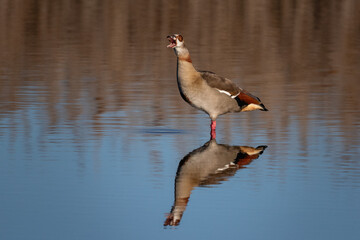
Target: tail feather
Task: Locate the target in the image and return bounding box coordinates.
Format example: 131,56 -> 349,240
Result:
259,103 -> 268,111
256,145 -> 268,154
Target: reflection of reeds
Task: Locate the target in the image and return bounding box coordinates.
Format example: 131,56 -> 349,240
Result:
0,0 -> 359,144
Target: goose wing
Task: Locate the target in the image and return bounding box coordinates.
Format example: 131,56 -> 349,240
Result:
199,71 -> 240,98
199,70 -> 268,111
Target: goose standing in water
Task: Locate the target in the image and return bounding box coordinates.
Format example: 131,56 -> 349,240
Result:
167,34 -> 268,139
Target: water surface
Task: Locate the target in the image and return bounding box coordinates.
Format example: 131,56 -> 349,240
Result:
0,1 -> 360,239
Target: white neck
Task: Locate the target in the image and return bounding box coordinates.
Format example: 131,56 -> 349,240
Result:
174,45 -> 190,57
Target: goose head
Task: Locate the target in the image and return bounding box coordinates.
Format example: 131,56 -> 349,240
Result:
167,34 -> 184,48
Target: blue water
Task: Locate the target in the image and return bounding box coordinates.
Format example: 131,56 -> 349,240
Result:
1,99 -> 359,239
1,1 -> 360,239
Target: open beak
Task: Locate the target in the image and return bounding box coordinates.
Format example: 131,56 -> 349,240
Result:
167,35 -> 176,48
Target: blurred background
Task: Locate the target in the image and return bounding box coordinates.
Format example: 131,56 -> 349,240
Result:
0,0 -> 359,239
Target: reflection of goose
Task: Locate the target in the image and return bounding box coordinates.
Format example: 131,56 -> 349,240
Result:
164,139 -> 267,226
167,34 -> 268,139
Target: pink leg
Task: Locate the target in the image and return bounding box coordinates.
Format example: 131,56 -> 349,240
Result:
210,120 -> 216,131
210,120 -> 216,139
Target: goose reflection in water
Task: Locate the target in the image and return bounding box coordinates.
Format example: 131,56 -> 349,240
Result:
164,139 -> 267,226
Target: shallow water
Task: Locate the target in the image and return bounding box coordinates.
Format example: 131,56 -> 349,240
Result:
1,1 -> 360,239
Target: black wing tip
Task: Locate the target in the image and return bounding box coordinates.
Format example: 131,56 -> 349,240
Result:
257,145 -> 268,149
260,104 -> 269,111
256,145 -> 268,154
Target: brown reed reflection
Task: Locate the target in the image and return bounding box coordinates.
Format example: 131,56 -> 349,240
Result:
0,0 -> 359,151
164,139 -> 267,226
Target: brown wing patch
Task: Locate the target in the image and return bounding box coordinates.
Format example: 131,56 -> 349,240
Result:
237,90 -> 261,105
233,151 -> 260,167
235,89 -> 268,111
236,154 -> 259,167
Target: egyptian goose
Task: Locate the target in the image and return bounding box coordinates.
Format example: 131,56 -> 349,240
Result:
167,34 -> 268,139
164,139 -> 267,226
